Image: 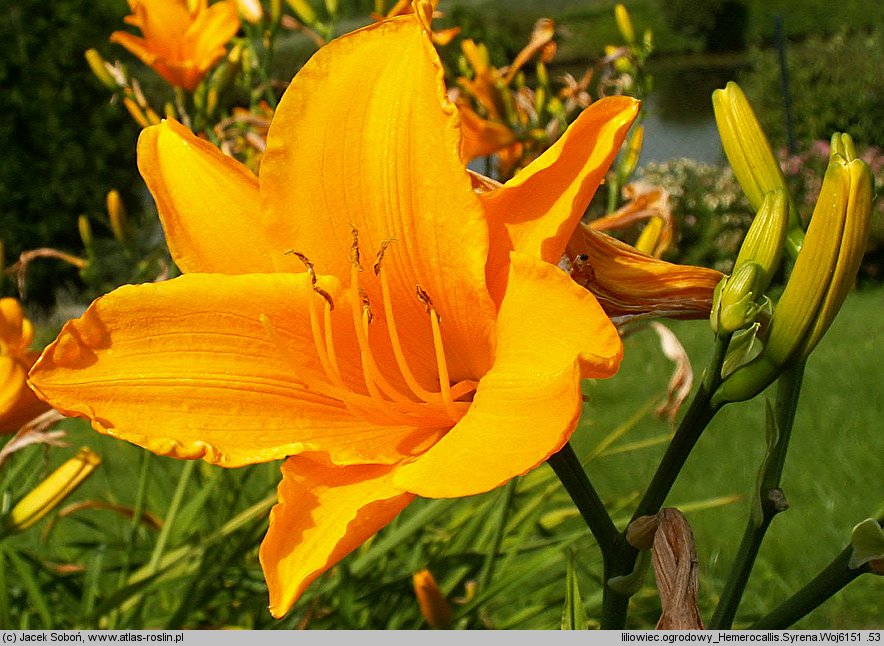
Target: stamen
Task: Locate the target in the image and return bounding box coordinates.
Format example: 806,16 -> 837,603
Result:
374,243 -> 444,404
418,284 -> 463,422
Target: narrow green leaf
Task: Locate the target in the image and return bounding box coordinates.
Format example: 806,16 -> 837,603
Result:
5,547 -> 52,627
561,551 -> 588,629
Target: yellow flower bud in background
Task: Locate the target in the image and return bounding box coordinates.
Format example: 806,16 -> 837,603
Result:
235,0 -> 263,23
2,448 -> 101,535
614,4 -> 635,45
77,215 -> 93,253
617,124 -> 644,184
270,0 -> 282,22
84,49 -> 117,90
714,150 -> 872,404
635,216 -> 663,256
324,0 -> 338,18
286,0 -> 317,25
123,97 -> 150,128
106,189 -> 128,244
413,569 -> 453,629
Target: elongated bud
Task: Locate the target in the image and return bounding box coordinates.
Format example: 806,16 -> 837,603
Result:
84,49 -> 117,90
286,0 -> 317,24
617,125 -> 644,184
123,97 -> 150,128
413,569 -> 453,629
714,152 -> 872,404
732,188 -> 789,292
235,0 -> 263,23
614,4 -> 635,45
712,82 -> 801,250
634,216 -> 663,256
324,0 -> 338,17
106,189 -> 128,244
712,83 -> 786,210
711,189 -> 788,334
2,448 -> 101,534
77,215 -> 94,253
270,0 -> 282,22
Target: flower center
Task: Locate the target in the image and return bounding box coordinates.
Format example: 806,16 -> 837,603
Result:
282,233 -> 477,427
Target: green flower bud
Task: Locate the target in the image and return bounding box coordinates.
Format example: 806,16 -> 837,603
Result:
714,150 -> 873,404
712,83 -> 787,212
711,189 -> 788,334
614,4 -> 635,45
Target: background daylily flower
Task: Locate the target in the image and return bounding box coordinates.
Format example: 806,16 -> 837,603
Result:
1,298 -> 50,433
111,0 -> 240,91
29,6 -> 638,617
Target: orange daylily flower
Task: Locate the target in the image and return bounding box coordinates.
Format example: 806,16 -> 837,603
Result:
30,8 -> 638,617
111,0 -> 240,91
1,298 -> 50,433
564,225 -> 723,323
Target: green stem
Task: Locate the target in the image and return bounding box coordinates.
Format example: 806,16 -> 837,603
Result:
711,361 -> 805,628
750,546 -> 868,629
547,442 -> 618,565
600,334 -> 731,628
146,460 -> 196,575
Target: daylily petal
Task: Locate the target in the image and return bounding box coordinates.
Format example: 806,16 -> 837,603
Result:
260,12 -> 497,380
481,96 -> 640,290
109,32 -> 159,67
187,0 -> 240,70
28,273 -> 447,467
137,119 -> 274,274
394,251 -> 621,497
565,224 -> 723,322
261,456 -> 413,618
1,354 -> 49,434
457,102 -> 518,161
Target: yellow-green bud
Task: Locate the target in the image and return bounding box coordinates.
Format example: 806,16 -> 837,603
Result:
235,0 -> 263,23
84,49 -> 117,90
712,83 -> 799,235
714,151 -> 872,404
734,188 -> 789,292
2,448 -> 101,535
711,262 -> 760,334
711,189 -> 788,334
106,189 -> 128,244
617,124 -> 644,185
634,215 -> 663,256
323,0 -> 338,18
286,0 -> 317,25
614,4 -> 635,45
77,215 -> 93,251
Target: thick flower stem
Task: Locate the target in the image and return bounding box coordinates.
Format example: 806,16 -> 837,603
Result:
548,442 -> 618,566
710,362 -> 805,629
749,546 -> 868,629
599,334 -> 731,628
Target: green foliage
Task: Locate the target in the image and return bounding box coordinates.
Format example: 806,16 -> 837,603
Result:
0,0 -> 142,307
738,29 -> 884,150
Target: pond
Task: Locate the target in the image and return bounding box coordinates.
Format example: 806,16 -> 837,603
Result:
634,55 -> 748,166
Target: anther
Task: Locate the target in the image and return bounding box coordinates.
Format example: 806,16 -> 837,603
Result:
416,284 -> 434,315
349,225 -> 362,271
287,249 -> 334,309
373,238 -> 397,276
359,287 -> 374,325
